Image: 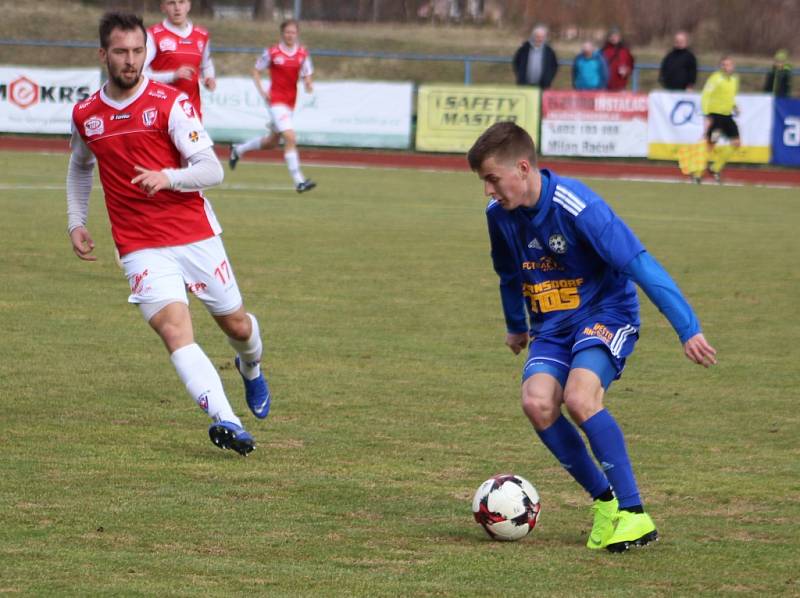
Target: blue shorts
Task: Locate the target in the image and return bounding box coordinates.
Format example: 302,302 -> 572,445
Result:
522,316 -> 639,390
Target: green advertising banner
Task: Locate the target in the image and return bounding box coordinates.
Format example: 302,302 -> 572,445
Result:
416,84 -> 540,153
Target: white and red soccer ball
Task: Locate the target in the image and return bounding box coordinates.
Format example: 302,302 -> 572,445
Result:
472,474 -> 541,541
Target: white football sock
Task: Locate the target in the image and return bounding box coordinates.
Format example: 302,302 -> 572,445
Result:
227,313 -> 263,381
235,136 -> 264,157
284,149 -> 305,185
170,343 -> 241,425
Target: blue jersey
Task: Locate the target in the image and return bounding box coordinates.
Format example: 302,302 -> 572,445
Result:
487,169 -> 644,337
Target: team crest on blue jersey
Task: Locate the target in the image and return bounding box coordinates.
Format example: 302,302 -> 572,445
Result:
549,234 -> 568,254
528,237 -> 543,250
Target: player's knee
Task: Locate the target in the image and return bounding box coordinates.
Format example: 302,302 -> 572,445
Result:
218,311 -> 251,341
562,388 -> 600,424
521,388 -> 559,429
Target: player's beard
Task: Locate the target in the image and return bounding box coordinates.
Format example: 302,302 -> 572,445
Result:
108,62 -> 142,90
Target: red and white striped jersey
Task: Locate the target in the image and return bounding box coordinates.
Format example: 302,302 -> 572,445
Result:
146,21 -> 211,118
71,78 -> 221,256
255,43 -> 313,109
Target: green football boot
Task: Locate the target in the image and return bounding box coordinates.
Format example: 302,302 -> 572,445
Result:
606,510 -> 658,553
586,497 -> 619,550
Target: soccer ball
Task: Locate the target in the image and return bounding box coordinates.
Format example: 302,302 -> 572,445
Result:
472,474 -> 541,541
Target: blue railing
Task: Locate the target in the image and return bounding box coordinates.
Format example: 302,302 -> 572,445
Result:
1,38 -> 795,89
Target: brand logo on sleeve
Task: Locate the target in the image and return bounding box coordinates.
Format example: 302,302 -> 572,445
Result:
197,40 -> 205,52
84,116 -> 104,136
188,130 -> 199,142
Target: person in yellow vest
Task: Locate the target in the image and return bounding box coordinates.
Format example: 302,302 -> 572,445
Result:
695,56 -> 740,184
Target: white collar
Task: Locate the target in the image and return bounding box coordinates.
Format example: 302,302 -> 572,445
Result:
162,19 -> 193,38
278,42 -> 299,56
100,76 -> 150,110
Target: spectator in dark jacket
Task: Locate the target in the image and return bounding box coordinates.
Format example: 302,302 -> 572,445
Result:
763,49 -> 792,97
572,41 -> 608,90
601,27 -> 635,91
659,31 -> 698,90
513,24 -> 559,89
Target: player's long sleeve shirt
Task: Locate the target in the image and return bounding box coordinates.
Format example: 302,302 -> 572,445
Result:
487,170 -> 700,343
701,71 -> 738,115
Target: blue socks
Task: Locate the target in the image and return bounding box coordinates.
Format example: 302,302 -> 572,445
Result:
537,415 -> 609,499
580,409 -> 642,510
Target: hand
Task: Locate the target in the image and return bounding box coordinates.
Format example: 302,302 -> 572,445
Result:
175,66 -> 196,81
732,105 -> 740,117
69,226 -> 97,261
131,166 -> 171,197
305,82 -> 314,94
683,333 -> 717,368
506,332 -> 529,355
204,77 -> 216,91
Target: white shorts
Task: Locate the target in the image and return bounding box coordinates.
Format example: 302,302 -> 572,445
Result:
121,235 -> 243,316
268,103 -> 294,133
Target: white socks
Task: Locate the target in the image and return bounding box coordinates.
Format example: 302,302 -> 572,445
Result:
284,149 -> 305,185
235,136 -> 264,157
227,313 -> 263,381
170,343 -> 241,426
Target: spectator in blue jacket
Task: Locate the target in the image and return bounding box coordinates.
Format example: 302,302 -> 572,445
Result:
572,41 -> 608,90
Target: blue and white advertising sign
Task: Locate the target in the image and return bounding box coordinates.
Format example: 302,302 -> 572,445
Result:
771,98 -> 800,167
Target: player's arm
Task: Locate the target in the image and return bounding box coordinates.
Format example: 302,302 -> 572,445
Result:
201,40 -> 216,91
622,251 -> 716,367
573,195 -> 715,367
252,50 -> 270,101
143,31 -> 181,84
301,54 -> 314,94
487,213 -> 528,354
66,127 -> 97,261
131,97 -> 223,196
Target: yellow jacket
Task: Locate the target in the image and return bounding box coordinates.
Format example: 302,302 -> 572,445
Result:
701,71 -> 739,115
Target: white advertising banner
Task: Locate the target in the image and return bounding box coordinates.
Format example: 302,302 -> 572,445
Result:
0,66 -> 101,134
647,91 -> 773,163
201,78 -> 413,148
540,91 -> 649,157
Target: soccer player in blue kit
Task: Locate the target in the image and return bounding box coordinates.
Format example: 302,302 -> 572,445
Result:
468,122 -> 717,552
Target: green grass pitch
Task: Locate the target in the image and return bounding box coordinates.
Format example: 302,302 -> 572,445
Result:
0,149 -> 798,595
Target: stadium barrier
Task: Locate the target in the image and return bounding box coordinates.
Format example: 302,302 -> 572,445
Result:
201,78 -> 413,149
648,92 -> 773,163
772,98 -> 800,166
415,84 -> 540,152
1,38 -> 797,89
0,65 -> 100,133
1,63 -> 798,166
540,91 -> 648,157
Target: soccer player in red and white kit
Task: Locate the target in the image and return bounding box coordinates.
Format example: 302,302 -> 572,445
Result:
144,0 -> 215,120
67,12 -> 270,456
229,19 -> 316,193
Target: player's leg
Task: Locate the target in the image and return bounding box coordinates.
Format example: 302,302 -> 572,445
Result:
521,337 -> 615,532
180,235 -> 271,420
213,307 -> 271,420
566,345 -> 657,551
281,128 -> 315,192
229,131 -> 278,170
710,117 -> 740,182
124,246 -> 253,455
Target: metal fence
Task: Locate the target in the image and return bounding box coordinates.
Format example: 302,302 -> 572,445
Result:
1,38 -> 796,90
